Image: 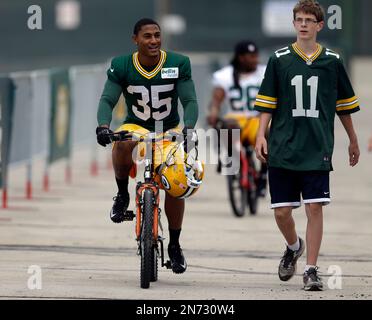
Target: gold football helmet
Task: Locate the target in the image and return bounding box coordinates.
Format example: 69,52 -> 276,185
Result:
159,144 -> 204,199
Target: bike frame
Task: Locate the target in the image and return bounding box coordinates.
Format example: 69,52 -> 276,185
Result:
108,130 -> 183,272
240,146 -> 258,191
218,117 -> 258,192
135,157 -> 161,242
216,118 -> 260,216
240,150 -> 249,189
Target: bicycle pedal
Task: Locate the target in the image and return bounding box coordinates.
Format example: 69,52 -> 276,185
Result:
122,210 -> 135,221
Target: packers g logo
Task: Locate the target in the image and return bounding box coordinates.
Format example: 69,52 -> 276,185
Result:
161,175 -> 171,190
55,85 -> 69,147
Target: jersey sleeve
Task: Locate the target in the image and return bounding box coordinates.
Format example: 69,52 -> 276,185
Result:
178,56 -> 192,81
254,56 -> 278,113
336,59 -> 360,115
177,56 -> 199,128
97,79 -> 122,126
107,56 -> 124,84
97,56 -> 125,126
211,69 -> 229,92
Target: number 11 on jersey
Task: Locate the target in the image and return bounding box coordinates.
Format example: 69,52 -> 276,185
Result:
291,75 -> 319,118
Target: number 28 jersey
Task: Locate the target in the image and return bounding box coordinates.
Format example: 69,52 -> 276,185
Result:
254,43 -> 360,171
108,50 -> 192,131
212,64 -> 266,117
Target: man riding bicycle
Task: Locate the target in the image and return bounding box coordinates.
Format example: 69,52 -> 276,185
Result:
207,41 -> 267,197
95,18 -> 202,274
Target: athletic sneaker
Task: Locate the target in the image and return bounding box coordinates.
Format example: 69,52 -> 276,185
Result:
278,237 -> 305,281
110,193 -> 130,223
168,244 -> 187,274
303,267 -> 323,291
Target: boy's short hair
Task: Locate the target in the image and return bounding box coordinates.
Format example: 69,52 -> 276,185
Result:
293,0 -> 325,22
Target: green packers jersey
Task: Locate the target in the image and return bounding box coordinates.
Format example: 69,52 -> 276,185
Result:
107,50 -> 195,131
254,43 -> 360,171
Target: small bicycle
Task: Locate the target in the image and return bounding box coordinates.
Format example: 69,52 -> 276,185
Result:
215,119 -> 260,217
106,130 -> 184,289
228,143 -> 259,216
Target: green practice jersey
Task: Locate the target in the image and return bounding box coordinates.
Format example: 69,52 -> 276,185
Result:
98,50 -> 198,131
254,43 -> 360,171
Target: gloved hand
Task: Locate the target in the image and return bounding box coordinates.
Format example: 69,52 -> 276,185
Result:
96,126 -> 113,147
182,127 -> 198,153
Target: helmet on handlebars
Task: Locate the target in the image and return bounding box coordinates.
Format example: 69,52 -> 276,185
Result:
159,144 -> 204,199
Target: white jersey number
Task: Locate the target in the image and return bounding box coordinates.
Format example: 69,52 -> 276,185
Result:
291,75 -> 319,118
229,85 -> 260,111
127,84 -> 174,121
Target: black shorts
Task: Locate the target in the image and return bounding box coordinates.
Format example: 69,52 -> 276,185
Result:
268,167 -> 331,209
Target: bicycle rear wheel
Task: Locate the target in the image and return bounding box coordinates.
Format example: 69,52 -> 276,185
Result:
227,172 -> 246,217
140,189 -> 154,289
247,156 -> 258,215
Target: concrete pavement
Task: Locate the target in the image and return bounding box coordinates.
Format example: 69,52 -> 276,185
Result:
1,136 -> 372,300
1,59 -> 372,300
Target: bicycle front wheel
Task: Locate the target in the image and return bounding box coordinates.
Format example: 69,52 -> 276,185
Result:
150,246 -> 158,282
140,189 -> 154,289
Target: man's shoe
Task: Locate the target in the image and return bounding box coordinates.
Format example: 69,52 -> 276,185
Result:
110,193 -> 130,223
303,267 -> 323,291
278,237 -> 305,281
168,244 -> 187,274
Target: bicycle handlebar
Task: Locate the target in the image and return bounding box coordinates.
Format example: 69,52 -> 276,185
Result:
104,130 -> 184,144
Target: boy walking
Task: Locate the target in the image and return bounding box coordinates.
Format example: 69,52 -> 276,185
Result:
254,0 -> 360,291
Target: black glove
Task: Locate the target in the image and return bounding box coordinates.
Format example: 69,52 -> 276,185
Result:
182,127 -> 198,153
96,126 -> 113,147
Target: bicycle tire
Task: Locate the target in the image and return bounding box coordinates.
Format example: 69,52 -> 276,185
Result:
150,245 -> 158,282
140,189 -> 154,289
227,173 -> 246,217
247,157 -> 258,215
247,190 -> 258,214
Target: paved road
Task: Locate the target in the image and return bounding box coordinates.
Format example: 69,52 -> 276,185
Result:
1,60 -> 372,300
1,137 -> 372,300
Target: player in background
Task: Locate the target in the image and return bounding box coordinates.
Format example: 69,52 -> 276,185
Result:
207,41 -> 267,197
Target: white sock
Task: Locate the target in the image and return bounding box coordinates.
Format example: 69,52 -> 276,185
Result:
304,265 -> 317,272
287,237 -> 300,251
